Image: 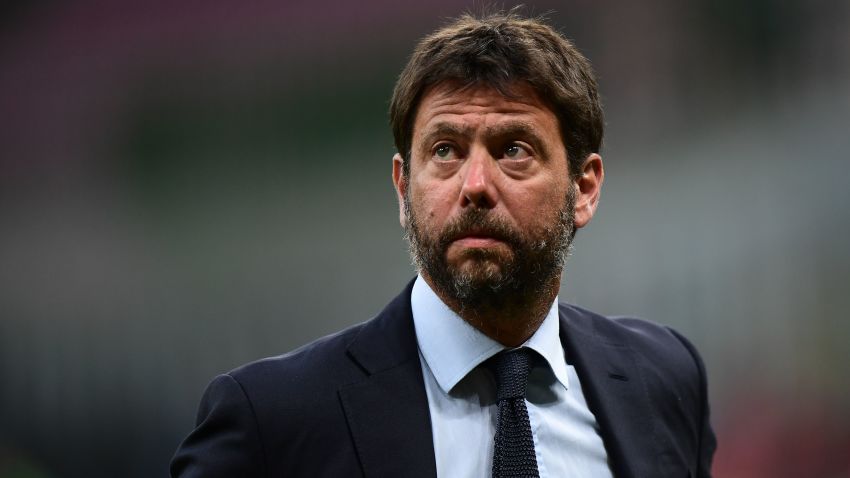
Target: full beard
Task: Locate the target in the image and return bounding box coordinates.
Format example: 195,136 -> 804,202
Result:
404,187 -> 576,319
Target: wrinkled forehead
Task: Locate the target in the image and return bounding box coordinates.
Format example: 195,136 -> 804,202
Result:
411,81 -> 560,141
416,79 -> 547,113
423,78 -> 532,100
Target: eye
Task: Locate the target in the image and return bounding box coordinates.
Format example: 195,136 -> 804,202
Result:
432,143 -> 459,161
503,143 -> 531,160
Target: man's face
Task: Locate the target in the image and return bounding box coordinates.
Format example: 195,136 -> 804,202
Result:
393,82 -> 597,307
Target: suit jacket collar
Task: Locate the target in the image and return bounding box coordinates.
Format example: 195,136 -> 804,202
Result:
338,279 -> 437,478
338,282 -> 661,478
558,303 -> 660,478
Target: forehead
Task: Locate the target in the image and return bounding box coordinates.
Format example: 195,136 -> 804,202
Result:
412,82 -> 561,140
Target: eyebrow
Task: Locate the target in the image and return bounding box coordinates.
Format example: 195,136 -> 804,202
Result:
418,122 -> 474,150
419,120 -> 547,149
484,121 -> 542,143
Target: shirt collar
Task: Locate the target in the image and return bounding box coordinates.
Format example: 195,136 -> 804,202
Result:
411,275 -> 570,394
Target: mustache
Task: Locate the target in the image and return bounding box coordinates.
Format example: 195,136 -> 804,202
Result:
438,209 -> 521,247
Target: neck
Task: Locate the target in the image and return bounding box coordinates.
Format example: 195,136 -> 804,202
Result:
422,273 -> 561,347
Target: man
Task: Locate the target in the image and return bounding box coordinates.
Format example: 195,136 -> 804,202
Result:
171,11 -> 716,478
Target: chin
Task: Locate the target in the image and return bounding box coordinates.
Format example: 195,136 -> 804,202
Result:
451,258 -> 512,287
457,265 -> 502,283
451,246 -> 512,267
451,250 -> 506,272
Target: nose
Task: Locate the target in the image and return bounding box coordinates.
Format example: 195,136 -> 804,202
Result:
460,148 -> 498,209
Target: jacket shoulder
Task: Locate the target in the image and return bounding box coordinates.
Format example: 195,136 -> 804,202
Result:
558,302 -> 701,374
558,302 -> 707,422
558,302 -> 716,476
227,279 -> 417,393
173,322 -> 373,478
226,320 -> 369,405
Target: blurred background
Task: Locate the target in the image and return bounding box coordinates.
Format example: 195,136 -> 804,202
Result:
1,0 -> 848,476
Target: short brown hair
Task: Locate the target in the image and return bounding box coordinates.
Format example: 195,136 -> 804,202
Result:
390,10 -> 603,177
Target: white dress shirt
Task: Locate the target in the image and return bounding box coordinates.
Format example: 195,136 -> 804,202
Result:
411,275 -> 613,477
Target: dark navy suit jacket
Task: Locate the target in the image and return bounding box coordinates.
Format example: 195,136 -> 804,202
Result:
171,281 -> 716,477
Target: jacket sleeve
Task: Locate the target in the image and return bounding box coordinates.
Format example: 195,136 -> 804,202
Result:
667,327 -> 718,477
171,374 -> 267,478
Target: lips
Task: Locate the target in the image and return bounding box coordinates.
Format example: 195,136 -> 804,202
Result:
452,235 -> 504,248
448,228 -> 508,248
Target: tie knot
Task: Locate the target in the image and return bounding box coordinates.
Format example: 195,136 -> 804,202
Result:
490,348 -> 535,401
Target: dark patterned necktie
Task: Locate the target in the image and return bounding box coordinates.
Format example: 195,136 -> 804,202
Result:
490,348 -> 540,478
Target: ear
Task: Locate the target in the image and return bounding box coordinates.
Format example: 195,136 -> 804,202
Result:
573,153 -> 604,229
392,153 -> 408,228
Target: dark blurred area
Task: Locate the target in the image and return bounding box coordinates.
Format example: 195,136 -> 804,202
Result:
1,1 -> 848,477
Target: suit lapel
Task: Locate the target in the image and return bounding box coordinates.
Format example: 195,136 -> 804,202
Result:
559,306 -> 660,478
338,285 -> 665,477
339,281 -> 437,478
